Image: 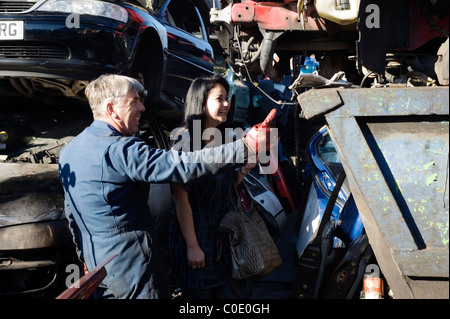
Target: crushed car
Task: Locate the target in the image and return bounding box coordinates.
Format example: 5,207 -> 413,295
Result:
0,0 -> 215,128
0,0 -> 220,298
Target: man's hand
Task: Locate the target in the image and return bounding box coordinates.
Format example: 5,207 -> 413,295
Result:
244,108 -> 277,155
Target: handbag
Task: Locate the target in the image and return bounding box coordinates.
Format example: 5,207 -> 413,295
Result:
216,183 -> 282,281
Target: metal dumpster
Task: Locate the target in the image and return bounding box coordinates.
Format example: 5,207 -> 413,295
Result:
297,86 -> 449,299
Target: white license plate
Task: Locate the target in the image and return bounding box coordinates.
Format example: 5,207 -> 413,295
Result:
0,21 -> 24,40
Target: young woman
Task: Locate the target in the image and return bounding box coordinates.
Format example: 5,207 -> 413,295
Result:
168,75 -> 255,299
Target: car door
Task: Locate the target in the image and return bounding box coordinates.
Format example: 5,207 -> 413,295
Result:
157,0 -> 214,99
296,126 -> 363,258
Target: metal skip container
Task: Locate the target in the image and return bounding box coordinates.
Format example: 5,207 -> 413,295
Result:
298,86 -> 449,299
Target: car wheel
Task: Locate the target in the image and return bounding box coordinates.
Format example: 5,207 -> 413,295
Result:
131,31 -> 163,103
140,115 -> 170,150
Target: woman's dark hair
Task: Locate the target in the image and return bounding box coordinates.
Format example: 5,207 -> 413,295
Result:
181,75 -> 230,150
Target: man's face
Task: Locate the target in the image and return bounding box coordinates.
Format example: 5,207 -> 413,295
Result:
111,90 -> 146,136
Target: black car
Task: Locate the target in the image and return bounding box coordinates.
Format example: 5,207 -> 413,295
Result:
0,0 -> 215,127
0,0 -> 215,299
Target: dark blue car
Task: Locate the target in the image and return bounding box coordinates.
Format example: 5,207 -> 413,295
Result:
297,125 -> 364,259
293,125 -> 370,299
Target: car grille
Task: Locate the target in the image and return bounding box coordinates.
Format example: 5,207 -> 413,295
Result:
0,42 -> 69,59
0,1 -> 37,13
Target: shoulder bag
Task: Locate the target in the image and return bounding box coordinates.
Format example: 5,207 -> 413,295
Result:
216,183 -> 282,281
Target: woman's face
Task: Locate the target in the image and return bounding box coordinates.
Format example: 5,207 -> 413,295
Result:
204,83 -> 230,128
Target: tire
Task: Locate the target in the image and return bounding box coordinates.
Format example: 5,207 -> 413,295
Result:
140,115 -> 170,150
130,31 -> 164,102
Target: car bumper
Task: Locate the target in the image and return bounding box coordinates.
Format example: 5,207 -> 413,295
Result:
0,14 -> 138,80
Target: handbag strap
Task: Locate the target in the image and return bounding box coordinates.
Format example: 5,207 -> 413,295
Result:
234,182 -> 253,214
229,185 -> 240,211
216,183 -> 250,299
229,183 -> 248,214
215,226 -> 244,299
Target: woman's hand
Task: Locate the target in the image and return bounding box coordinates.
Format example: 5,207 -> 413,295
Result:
240,161 -> 257,175
187,244 -> 205,269
173,182 -> 205,269
234,160 -> 257,186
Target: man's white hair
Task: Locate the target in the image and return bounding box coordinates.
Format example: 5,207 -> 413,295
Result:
85,74 -> 147,119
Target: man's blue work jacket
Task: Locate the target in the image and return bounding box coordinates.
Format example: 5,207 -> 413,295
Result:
58,120 -> 246,298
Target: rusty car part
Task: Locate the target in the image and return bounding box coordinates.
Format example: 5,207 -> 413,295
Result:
297,86 -> 449,298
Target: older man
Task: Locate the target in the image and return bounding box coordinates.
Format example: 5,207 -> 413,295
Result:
58,74 -> 275,299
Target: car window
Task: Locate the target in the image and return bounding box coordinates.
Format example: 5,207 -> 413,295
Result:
167,0 -> 205,39
317,133 -> 341,164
